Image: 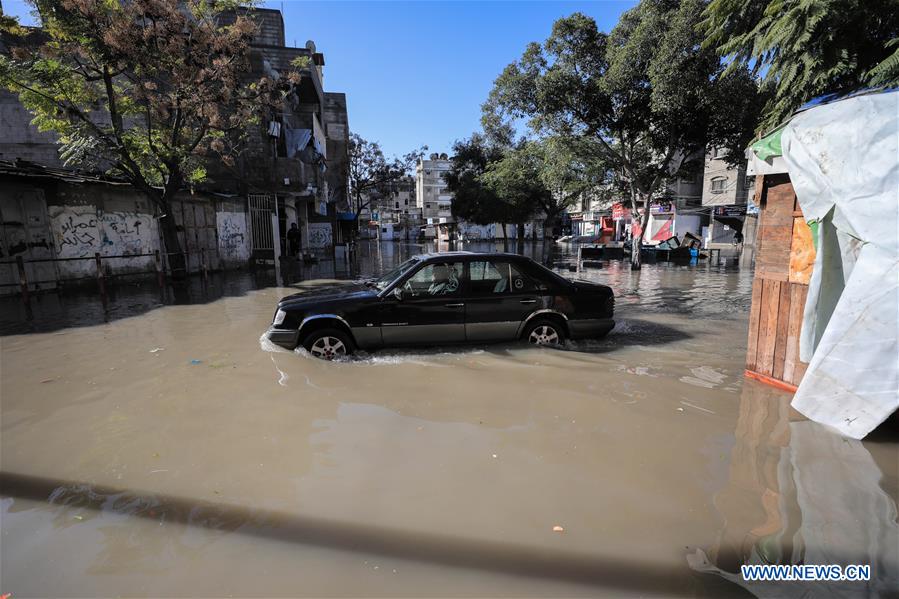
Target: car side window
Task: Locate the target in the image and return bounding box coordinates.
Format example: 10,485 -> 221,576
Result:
469,261 -> 536,295
403,262 -> 463,298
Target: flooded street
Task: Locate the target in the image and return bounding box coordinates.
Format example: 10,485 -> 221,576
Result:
1,243 -> 897,597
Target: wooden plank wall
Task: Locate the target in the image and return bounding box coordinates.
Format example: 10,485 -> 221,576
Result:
745,174 -> 811,388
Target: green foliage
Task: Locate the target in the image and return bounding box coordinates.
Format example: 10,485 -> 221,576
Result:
480,146 -> 549,225
0,0 -> 282,200
445,134 -> 506,226
484,0 -> 762,254
702,0 -> 899,130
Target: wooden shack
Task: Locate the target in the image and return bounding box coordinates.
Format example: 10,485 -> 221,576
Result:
744,173 -> 816,391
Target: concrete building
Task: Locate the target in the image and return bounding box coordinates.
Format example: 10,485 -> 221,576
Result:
216,8 -> 350,258
641,155 -> 706,244
416,153 -> 453,239
0,7 -> 350,288
701,147 -> 755,251
358,177 -> 422,241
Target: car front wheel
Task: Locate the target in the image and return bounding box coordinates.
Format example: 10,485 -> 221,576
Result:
302,328 -> 354,360
523,319 -> 565,347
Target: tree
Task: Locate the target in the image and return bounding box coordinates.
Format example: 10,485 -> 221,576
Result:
702,0 -> 899,131
526,137 -> 610,237
445,134 -> 516,250
479,146 -> 549,248
484,2 -> 761,268
347,132 -> 423,237
0,0 -> 286,276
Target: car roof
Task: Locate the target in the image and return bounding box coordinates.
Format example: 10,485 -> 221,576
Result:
415,251 -> 531,261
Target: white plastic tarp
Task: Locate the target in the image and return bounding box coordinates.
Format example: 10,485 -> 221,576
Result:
780,90 -> 899,439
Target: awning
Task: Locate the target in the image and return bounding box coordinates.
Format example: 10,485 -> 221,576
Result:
713,216 -> 744,232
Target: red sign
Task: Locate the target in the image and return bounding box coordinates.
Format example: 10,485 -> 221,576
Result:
652,217 -> 673,241
612,203 -> 627,219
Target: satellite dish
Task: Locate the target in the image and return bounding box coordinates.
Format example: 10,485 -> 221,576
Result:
305,40 -> 316,53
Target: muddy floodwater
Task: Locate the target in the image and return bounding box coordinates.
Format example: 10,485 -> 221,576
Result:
1,242 -> 897,597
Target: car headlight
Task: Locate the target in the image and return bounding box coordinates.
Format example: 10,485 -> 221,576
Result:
273,309 -> 287,326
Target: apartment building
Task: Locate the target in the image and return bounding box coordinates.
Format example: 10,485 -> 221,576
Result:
416,153 -> 453,238
702,147 -> 755,248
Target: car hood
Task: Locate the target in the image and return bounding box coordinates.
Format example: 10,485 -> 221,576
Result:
571,279 -> 613,294
278,283 -> 379,307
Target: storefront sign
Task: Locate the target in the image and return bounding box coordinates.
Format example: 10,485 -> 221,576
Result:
714,205 -> 747,217
651,201 -> 674,214
611,203 -> 628,219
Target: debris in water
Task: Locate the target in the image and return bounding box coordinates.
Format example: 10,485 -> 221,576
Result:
552,525 -> 564,532
39,378 -> 54,383
492,454 -> 498,458
149,348 -> 164,353
677,407 -> 685,412
190,359 -> 202,365
680,401 -> 716,414
73,515 -> 84,521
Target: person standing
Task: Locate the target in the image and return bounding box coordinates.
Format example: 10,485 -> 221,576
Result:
287,223 -> 301,258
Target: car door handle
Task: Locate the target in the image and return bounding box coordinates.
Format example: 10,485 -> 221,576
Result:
519,299 -> 537,304
444,303 -> 465,308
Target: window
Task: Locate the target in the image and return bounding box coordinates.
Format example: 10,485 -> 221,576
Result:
469,261 -> 535,295
395,202 -> 400,209
403,262 -> 463,297
710,177 -> 727,193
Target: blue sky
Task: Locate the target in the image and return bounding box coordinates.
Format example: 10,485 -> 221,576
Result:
3,0 -> 636,159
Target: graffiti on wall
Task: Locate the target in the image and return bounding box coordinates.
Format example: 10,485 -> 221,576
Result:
100,211 -> 155,255
216,211 -> 250,262
50,205 -> 101,258
308,222 -> 332,249
459,223 -> 496,240
50,206 -> 158,261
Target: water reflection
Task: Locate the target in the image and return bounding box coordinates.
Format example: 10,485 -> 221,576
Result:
0,240 -> 752,336
689,381 -> 899,595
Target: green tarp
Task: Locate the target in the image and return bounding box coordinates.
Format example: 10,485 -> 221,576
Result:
750,126 -> 785,161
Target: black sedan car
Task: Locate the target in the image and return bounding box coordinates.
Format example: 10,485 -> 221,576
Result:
266,252 -> 614,359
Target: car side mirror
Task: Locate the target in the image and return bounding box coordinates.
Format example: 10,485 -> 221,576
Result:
392,287 -> 404,301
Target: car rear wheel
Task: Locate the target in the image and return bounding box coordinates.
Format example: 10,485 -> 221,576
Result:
302,328 -> 354,360
523,319 -> 565,347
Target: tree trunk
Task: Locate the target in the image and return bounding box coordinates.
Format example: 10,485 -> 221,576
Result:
630,195 -> 653,271
502,223 -> 509,252
516,222 -> 525,253
630,228 -> 644,270
543,210 -> 559,239
156,196 -> 187,279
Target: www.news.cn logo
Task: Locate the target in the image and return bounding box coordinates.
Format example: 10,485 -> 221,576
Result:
741,564 -> 871,582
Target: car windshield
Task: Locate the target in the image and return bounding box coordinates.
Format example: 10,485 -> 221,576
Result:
373,257 -> 420,290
